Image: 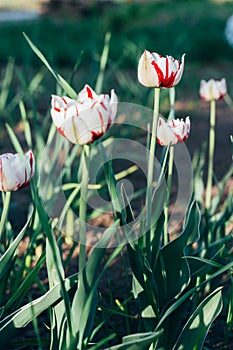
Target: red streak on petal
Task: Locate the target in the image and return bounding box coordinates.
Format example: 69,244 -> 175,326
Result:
90,131 -> 104,143
54,107 -> 61,113
151,60 -> 164,86
161,72 -> 177,88
62,97 -> 68,104
86,86 -> 93,99
152,58 -> 179,88
57,126 -> 67,140
156,137 -> 164,146
91,101 -> 97,109
24,168 -> 27,184
19,179 -> 31,190
173,133 -> 184,143
29,151 -> 34,175
100,101 -> 107,111
166,57 -> 169,81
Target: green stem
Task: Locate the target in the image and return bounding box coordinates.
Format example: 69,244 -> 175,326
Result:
164,145 -> 174,245
146,87 -> 160,228
205,99 -> 216,212
0,191 -> 11,245
79,145 -> 90,273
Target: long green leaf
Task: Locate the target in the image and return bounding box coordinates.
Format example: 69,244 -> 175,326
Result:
46,235 -> 66,348
104,329 -> 163,350
4,252 -> 46,311
173,288 -> 223,350
23,33 -> 77,99
0,58 -> 14,111
155,259 -> 233,334
70,220 -> 120,349
0,272 -> 78,347
154,201 -> 200,309
0,210 -> 33,280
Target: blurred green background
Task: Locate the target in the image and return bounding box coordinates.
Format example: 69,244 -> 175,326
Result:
0,0 -> 233,96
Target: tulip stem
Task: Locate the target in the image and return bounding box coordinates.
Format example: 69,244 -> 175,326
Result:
146,87 -> 160,228
0,191 -> 11,245
164,145 -> 174,245
78,145 -> 90,273
205,99 -> 216,212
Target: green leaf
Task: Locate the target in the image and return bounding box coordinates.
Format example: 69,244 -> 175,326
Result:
23,33 -> 77,99
150,201 -> 201,346
46,237 -> 65,289
210,165 -> 233,215
69,220 -> 120,349
46,235 -> 66,347
104,329 -> 163,350
155,258 -> 233,336
0,210 -> 33,280
173,288 -> 223,350
4,251 -> 46,311
0,272 -> 78,347
155,201 -> 200,309
95,32 -> 111,94
0,58 -> 14,111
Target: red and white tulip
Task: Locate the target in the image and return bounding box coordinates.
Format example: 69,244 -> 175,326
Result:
138,50 -> 185,88
0,150 -> 35,192
51,84 -> 117,145
199,78 -> 227,101
157,117 -> 190,146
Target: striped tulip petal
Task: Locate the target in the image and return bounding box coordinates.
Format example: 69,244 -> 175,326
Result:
51,85 -> 117,145
0,150 -> 35,192
157,117 -> 190,146
138,50 -> 185,88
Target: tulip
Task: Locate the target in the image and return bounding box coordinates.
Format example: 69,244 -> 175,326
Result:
199,78 -> 227,101
157,117 -> 190,146
138,50 -> 185,88
0,150 -> 35,192
51,84 -> 117,145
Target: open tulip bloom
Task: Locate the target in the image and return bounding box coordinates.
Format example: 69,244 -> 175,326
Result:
199,78 -> 227,101
51,84 -> 117,145
138,50 -> 185,88
0,150 -> 35,192
157,116 -> 190,146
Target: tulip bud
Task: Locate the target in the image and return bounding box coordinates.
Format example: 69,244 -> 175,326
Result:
51,84 -> 117,145
138,50 -> 185,88
199,79 -> 227,101
157,117 -> 190,146
0,150 -> 35,192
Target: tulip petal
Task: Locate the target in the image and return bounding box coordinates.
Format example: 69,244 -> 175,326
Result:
138,50 -> 160,87
157,118 -> 178,146
157,117 -> 190,146
138,50 -> 185,88
199,78 -> 227,101
0,151 -> 35,192
51,85 -> 117,145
